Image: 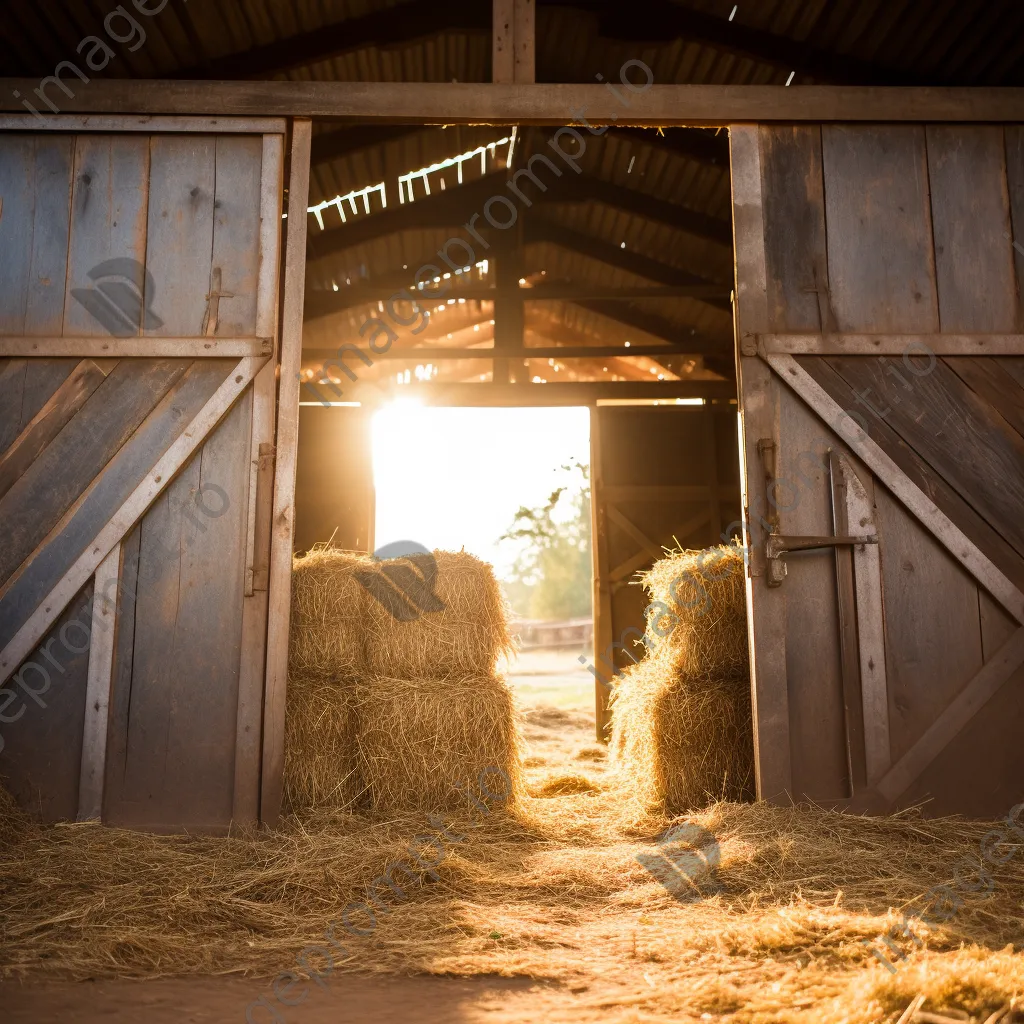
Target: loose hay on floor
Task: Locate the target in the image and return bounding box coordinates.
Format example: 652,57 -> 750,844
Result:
356,674 -> 525,814
2,786 -> 1024,1024
363,551 -> 515,680
611,542 -> 755,813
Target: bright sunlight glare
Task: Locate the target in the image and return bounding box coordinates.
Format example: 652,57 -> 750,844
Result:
370,404 -> 591,579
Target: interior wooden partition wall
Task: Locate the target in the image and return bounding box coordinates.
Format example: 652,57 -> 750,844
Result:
0,114 -> 311,831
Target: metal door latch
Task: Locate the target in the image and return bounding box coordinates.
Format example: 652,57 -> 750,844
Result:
765,533 -> 878,587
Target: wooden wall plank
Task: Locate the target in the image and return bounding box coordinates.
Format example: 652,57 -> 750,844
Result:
0,359 -> 190,593
759,125 -> 828,333
826,354 -> 1024,560
63,135 -> 150,336
0,359 -> 80,454
144,135 -> 216,337
0,583 -> 92,822
944,356 -> 1024,441
872,486 -> 984,764
0,362 -> 229,653
1003,126 -> 1024,328
927,126 -> 1018,332
0,136 -> 74,335
821,126 -> 939,333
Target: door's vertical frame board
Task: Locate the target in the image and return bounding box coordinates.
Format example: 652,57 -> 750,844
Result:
492,0 -> 515,84
261,119 -> 312,825
513,0 -> 536,84
590,406 -> 613,742
62,135 -> 151,336
729,124 -> 792,802
927,126 -> 1017,333
101,525 -> 140,820
821,125 -> 939,334
235,132 -> 284,825
77,543 -> 121,821
829,452 -> 867,795
1005,127 -> 1024,330
702,404 -> 723,538
0,135 -> 74,335
841,460 -> 890,785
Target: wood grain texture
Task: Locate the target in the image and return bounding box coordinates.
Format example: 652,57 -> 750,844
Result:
826,354 -> 1024,560
0,362 -> 229,654
0,135 -> 74,335
759,125 -> 828,333
261,119 -> 312,825
0,583 -> 92,822
1005,127 -> 1024,329
63,134 -> 150,336
0,115 -> 287,133
774,353 -> 1024,622
730,124 -> 792,803
0,359 -> 108,502
943,356 -> 1024,441
927,126 -> 1018,333
0,359 -> 190,591
760,333 -> 1024,356
77,544 -> 121,821
0,337 -> 269,357
821,125 -> 939,333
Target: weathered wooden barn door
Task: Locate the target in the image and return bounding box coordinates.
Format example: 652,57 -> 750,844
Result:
730,123 -> 1024,817
590,402 -> 742,738
0,116 -> 310,831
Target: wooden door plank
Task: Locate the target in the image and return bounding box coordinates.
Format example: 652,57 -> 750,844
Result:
0,337 -> 269,357
0,362 -> 231,661
0,136 -> 74,335
760,333 -> 1024,356
765,352 -> 1024,623
606,505 -> 663,562
927,126 -> 1018,332
826,354 -> 1024,560
875,626 -> 1024,805
0,355 -> 266,685
821,125 -> 939,333
0,359 -> 108,502
608,508 -> 710,583
730,124 -> 792,803
77,544 -> 121,821
843,461 -> 890,785
759,125 -> 828,333
1005,127 -> 1024,329
261,120 -> 312,825
63,135 -> 150,336
0,358 -> 190,591
144,134 -> 215,337
943,356 -> 1024,441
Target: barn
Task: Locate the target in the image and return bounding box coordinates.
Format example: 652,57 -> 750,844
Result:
1,2 -> 1024,1022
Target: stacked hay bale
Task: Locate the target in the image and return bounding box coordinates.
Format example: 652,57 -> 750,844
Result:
610,542 -> 755,813
358,550 -> 523,814
284,547 -> 373,811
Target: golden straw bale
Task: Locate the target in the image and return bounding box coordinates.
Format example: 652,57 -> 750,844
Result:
356,674 -> 524,814
640,541 -> 748,678
283,672 -> 364,812
610,652 -> 755,813
289,546 -> 373,679
363,550 -> 515,680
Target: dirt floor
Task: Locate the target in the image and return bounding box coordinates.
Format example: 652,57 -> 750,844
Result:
3,648 -> 1024,1024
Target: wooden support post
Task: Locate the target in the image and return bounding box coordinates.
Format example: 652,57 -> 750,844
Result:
261,118 -> 312,826
492,242 -> 525,384
493,0 -> 535,84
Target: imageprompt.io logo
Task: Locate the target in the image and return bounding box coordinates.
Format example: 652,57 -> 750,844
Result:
71,258 -> 164,335
636,821 -> 722,903
355,541 -> 446,622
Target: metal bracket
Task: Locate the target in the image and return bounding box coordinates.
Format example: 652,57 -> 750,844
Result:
766,532 -> 879,587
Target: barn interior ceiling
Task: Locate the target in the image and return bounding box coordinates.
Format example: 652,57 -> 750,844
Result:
5,0 -> 1022,393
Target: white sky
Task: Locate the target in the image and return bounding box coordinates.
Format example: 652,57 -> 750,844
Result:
371,402 -> 591,579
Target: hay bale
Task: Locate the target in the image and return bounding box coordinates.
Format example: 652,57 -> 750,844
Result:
640,542 -> 747,677
289,547 -> 372,679
363,550 -> 514,680
283,672 -> 364,812
611,542 -> 754,813
356,674 -> 524,814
